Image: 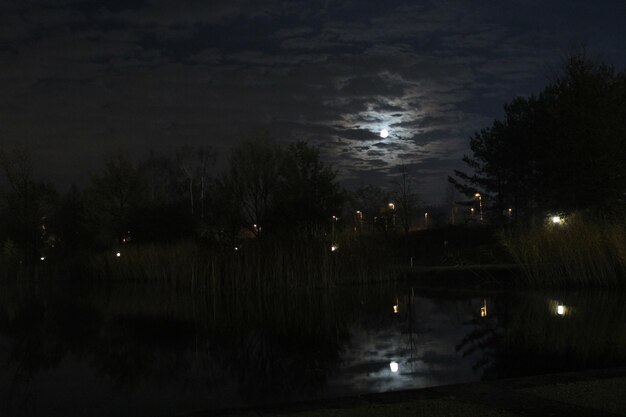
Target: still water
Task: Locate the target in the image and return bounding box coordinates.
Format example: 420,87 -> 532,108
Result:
1,282 -> 625,416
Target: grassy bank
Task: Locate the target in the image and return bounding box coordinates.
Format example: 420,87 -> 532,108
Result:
500,214 -> 626,288
16,235 -> 397,289
4,215 -> 625,290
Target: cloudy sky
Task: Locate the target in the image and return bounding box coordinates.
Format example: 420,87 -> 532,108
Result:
1,0 -> 625,202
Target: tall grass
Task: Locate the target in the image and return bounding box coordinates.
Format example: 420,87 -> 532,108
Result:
83,236 -> 397,290
501,213 -> 626,288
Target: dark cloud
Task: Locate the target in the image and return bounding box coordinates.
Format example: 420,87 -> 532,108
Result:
1,0 -> 624,202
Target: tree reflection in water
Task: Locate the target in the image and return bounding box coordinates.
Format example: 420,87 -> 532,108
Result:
456,291 -> 626,380
2,284 -> 626,416
0,283 -> 382,415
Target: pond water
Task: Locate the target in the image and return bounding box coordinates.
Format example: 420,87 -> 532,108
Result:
1,282 -> 625,416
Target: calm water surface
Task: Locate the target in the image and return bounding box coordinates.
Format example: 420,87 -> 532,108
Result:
1,282 -> 625,416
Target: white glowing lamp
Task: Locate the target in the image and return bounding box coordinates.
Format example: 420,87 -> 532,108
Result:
557,304 -> 565,315
116,252 -> 121,257
331,245 -> 338,252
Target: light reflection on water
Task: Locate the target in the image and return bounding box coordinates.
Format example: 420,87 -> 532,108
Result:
1,283 -> 625,416
328,294 -> 482,397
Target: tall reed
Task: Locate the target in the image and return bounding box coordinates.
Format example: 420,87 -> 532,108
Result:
84,236 -> 397,290
500,213 -> 626,288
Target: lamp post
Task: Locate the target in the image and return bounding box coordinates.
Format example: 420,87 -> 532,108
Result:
388,203 -> 395,228
475,193 -> 483,223
331,215 -> 338,250
356,210 -> 362,233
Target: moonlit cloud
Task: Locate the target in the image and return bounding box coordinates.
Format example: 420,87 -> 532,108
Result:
0,0 -> 624,202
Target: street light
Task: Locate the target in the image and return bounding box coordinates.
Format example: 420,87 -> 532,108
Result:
551,215 -> 564,225
424,212 -> 428,228
355,210 -> 363,233
475,193 -> 483,222
387,203 -> 396,228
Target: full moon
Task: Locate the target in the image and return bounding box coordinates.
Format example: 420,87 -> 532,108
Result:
380,129 -> 389,138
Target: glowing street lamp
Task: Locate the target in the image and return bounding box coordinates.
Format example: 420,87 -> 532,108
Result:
549,299 -> 569,316
389,361 -> 399,373
480,299 -> 487,317
475,193 -> 483,222
424,212 -> 428,228
388,203 -> 395,210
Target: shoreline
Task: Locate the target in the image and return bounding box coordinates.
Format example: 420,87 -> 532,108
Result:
200,367 -> 626,417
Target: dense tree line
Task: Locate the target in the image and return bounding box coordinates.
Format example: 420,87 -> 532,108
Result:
450,54 -> 626,220
0,133 -> 345,263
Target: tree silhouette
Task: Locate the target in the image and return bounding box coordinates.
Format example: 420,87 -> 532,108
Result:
85,153 -> 146,246
450,54 -> 626,219
0,145 -> 57,261
391,164 -> 420,234
228,131 -> 281,236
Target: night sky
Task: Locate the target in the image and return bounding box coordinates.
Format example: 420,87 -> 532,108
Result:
1,1 -> 625,202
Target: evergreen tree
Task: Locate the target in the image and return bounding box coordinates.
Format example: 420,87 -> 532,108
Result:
450,54 -> 626,219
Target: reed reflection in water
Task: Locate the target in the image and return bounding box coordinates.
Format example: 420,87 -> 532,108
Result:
1,283 -> 626,416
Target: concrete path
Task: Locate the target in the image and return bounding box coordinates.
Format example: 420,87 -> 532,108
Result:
189,367 -> 626,417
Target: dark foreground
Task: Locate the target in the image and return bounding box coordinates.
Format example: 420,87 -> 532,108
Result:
3,281 -> 626,416
214,367 -> 626,417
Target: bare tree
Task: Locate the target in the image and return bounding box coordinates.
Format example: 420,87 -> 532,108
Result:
0,145 -> 55,259
392,164 -> 420,235
445,182 -> 459,225
85,153 -> 145,245
228,131 -> 281,236
176,146 -> 216,220
142,150 -> 177,204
